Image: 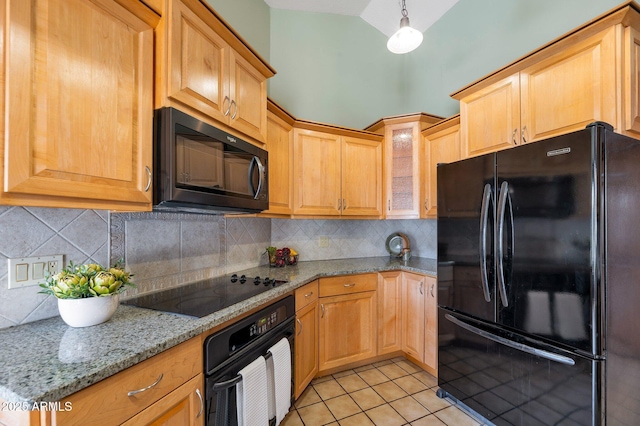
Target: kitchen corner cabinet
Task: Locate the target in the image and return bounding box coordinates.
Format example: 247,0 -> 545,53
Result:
292,127 -> 382,217
51,337 -> 202,425
318,274 -> 377,372
0,0 -> 157,211
421,116 -> 461,219
294,281 -> 319,399
157,0 -> 274,145
265,102 -> 295,215
377,271 -> 403,355
365,114 -> 442,219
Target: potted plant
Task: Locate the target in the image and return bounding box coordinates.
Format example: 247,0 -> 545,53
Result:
39,261 -> 134,327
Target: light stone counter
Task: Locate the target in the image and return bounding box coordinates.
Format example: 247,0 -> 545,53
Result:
0,256 -> 436,405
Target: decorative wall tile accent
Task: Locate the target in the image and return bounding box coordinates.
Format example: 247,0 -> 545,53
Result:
0,207 -> 109,328
110,212 -> 227,298
270,219 -> 436,261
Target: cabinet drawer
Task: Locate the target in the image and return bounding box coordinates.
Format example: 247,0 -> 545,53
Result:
54,338 -> 202,425
319,273 -> 377,297
295,281 -> 319,311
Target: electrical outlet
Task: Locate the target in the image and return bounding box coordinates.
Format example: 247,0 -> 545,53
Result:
7,255 -> 64,289
318,236 -> 329,248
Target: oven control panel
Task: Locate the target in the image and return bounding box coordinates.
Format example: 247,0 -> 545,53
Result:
228,305 -> 288,353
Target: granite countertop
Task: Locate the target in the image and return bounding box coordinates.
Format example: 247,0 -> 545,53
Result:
0,256 -> 436,405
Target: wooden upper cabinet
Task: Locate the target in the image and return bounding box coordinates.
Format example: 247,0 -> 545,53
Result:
456,5 -> 640,159
421,116 -> 461,219
265,103 -> 294,215
460,74 -> 520,159
165,0 -> 229,125
341,136 -> 383,216
385,122 -> 421,218
292,126 -> 383,217
158,0 -> 273,145
1,0 -> 156,210
520,26 -> 618,143
292,129 -> 341,216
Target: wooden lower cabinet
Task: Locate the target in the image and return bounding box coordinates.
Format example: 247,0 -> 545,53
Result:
51,338 -> 201,425
294,281 -> 319,399
402,273 -> 426,363
423,276 -> 438,373
318,291 -> 377,372
121,374 -> 204,426
377,271 -> 403,355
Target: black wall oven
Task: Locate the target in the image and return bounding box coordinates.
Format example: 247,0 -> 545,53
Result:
154,107 -> 268,214
204,296 -> 295,426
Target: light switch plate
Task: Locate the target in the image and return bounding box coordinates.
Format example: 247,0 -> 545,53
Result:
8,255 -> 64,289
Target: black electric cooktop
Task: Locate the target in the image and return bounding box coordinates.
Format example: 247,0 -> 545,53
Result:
122,274 -> 288,318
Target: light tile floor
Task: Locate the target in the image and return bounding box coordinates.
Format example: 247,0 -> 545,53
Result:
282,357 -> 486,426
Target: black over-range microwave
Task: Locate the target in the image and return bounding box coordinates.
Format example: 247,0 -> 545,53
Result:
154,107 -> 268,214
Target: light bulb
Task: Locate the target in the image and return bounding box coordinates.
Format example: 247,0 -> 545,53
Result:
387,24 -> 423,54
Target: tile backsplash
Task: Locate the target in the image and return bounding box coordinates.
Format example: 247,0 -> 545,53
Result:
0,207 -> 435,329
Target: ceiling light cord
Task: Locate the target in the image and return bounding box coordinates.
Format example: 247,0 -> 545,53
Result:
401,0 -> 408,18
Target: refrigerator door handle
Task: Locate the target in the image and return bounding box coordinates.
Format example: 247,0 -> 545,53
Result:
479,183 -> 492,302
496,181 -> 510,307
444,313 -> 576,366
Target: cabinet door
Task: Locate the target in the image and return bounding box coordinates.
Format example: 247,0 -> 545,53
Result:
228,50 -> 268,144
385,123 -> 421,218
377,272 -> 403,355
2,0 -> 154,210
625,25 -> 640,135
460,74 -> 520,159
293,129 -> 341,216
520,26 -> 618,143
265,112 -> 293,214
121,374 -> 204,426
295,301 -> 318,399
423,276 -> 438,373
402,273 -> 425,363
341,136 -> 383,217
166,0 -> 229,125
422,122 -> 461,219
319,291 -> 377,372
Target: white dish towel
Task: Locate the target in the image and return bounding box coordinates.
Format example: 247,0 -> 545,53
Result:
267,338 -> 292,425
236,355 -> 269,426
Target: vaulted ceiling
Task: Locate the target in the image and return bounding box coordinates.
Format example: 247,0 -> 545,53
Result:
263,0 -> 459,37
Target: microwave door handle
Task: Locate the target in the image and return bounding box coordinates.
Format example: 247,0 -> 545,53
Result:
248,156 -> 265,199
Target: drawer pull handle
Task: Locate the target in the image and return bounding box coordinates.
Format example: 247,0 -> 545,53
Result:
304,292 -> 313,298
127,373 -> 163,397
196,388 -> 204,417
343,283 -> 356,288
297,318 -> 303,336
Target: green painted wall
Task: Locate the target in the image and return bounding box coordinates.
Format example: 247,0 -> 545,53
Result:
206,0 -> 270,60
207,0 -> 625,128
402,0 -> 624,117
269,10 -> 405,128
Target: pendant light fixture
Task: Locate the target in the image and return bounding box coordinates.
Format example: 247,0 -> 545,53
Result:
387,0 -> 423,54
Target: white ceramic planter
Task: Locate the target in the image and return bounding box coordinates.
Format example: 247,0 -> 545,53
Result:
57,294 -> 119,327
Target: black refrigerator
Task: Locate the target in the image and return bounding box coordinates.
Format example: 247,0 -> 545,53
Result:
436,122 -> 640,425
